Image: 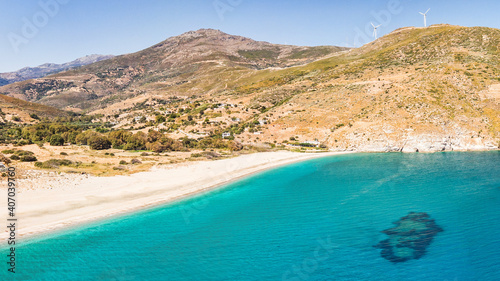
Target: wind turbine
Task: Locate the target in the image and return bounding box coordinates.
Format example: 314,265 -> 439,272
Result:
419,8 -> 430,27
371,23 -> 381,39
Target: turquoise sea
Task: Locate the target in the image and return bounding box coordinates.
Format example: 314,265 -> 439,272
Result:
2,152 -> 500,280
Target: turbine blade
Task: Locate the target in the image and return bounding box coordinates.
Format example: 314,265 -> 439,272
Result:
419,12 -> 424,15
426,8 -> 430,14
371,22 -> 375,27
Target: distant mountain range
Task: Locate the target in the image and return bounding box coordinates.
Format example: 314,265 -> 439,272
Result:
0,54 -> 114,86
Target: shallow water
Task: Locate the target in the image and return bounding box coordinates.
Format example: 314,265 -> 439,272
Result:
2,152 -> 500,280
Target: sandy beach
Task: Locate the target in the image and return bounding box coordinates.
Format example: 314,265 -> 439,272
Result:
0,151 -> 351,241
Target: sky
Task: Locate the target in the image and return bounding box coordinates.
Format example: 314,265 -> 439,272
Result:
1,0 -> 500,72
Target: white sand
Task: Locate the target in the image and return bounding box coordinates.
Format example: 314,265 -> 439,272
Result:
0,151 -> 350,241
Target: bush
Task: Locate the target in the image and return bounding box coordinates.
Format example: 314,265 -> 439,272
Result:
131,158 -> 142,164
89,136 -> 111,150
113,166 -> 126,170
20,155 -> 37,162
12,116 -> 21,122
140,152 -> 149,156
35,159 -> 73,168
49,134 -> 65,146
14,150 -> 34,156
16,140 -> 30,146
119,160 -> 127,165
2,150 -> 15,154
10,155 -> 20,161
60,152 -> 68,156
30,113 -> 40,120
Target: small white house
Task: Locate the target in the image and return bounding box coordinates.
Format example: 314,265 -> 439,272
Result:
222,132 -> 231,138
0,163 -> 7,172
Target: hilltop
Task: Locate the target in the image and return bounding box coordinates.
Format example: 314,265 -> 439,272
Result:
0,25 -> 499,152
0,29 -> 346,111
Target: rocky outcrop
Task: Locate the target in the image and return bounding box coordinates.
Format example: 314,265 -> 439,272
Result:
374,212 -> 443,263
331,129 -> 498,153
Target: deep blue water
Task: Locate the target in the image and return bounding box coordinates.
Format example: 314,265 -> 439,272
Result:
2,152 -> 500,280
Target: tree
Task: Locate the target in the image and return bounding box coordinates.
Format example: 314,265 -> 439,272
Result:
49,134 -> 65,146
155,115 -> 166,124
109,130 -> 132,149
89,135 -> 111,150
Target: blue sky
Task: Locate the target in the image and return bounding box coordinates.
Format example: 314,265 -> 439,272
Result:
1,0 -> 499,72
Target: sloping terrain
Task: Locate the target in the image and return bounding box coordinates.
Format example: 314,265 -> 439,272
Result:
220,25 -> 499,151
0,94 -> 70,123
0,25 -> 498,152
0,29 -> 346,111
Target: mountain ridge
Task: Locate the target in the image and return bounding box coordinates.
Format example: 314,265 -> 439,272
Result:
0,54 -> 114,86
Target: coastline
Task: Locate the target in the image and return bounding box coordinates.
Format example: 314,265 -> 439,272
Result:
0,151 -> 352,241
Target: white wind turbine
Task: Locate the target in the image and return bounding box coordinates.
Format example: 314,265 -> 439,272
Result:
419,8 -> 430,27
371,22 -> 381,39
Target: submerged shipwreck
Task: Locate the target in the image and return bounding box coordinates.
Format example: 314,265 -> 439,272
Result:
374,212 -> 443,263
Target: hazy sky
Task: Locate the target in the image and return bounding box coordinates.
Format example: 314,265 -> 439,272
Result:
1,0 -> 499,72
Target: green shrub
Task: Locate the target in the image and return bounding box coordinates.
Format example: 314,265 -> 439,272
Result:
2,150 -> 15,154
35,159 -> 73,168
20,155 -> 37,162
10,155 -> 20,161
119,160 -> 127,165
60,152 -> 68,156
14,150 -> 34,156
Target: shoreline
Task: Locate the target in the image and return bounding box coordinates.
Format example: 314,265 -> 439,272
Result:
0,151 -> 352,241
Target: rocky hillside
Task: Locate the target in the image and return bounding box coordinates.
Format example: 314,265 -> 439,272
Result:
0,29 -> 346,111
0,26 -> 498,152
221,25 -> 499,152
0,54 -> 114,86
0,94 -> 70,123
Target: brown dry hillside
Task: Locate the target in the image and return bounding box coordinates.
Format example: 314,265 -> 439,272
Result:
0,29 -> 347,112
0,94 -> 70,122
219,25 -> 500,151
1,25 -> 499,152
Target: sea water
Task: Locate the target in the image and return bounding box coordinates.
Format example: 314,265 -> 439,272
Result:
2,152 -> 500,280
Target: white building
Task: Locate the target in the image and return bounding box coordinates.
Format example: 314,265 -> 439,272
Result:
222,132 -> 231,138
